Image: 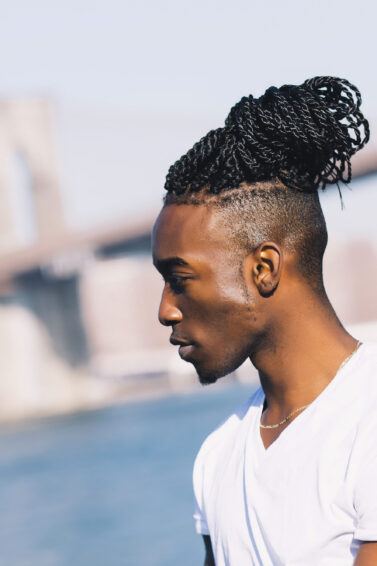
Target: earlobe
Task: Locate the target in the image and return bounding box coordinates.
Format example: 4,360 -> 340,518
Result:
259,277 -> 276,297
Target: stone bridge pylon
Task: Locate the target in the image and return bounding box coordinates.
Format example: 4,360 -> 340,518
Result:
0,99 -> 65,254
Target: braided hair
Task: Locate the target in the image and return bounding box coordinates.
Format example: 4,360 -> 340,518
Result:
164,76 -> 369,199
162,77 -> 370,292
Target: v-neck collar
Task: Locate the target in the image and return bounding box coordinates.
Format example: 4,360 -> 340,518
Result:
252,341 -> 367,456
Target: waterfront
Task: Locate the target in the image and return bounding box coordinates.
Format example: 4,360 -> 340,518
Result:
0,382 -> 256,566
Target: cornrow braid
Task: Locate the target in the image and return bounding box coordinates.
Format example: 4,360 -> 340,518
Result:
164,76 -> 369,198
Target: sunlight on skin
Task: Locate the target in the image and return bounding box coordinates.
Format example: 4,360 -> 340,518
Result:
354,541 -> 377,564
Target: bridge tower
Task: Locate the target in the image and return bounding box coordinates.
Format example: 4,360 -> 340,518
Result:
0,99 -> 65,253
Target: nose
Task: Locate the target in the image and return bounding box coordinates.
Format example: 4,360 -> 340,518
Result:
158,285 -> 183,326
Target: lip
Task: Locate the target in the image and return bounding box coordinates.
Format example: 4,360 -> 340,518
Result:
178,344 -> 196,360
169,336 -> 192,347
169,336 -> 196,360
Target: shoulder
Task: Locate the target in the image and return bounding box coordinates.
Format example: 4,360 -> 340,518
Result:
349,342 -> 377,460
193,387 -> 262,483
196,387 -> 261,455
355,341 -> 377,401
358,340 -> 377,368
352,343 -> 377,539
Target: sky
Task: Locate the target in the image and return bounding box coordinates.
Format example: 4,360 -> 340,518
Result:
0,0 -> 376,237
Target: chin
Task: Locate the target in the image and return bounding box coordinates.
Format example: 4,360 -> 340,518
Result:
194,353 -> 248,386
195,363 -> 234,386
198,372 -> 220,386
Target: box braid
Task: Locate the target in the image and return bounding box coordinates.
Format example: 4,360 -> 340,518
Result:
164,76 -> 369,197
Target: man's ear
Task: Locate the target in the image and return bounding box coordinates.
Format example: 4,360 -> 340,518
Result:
244,241 -> 282,297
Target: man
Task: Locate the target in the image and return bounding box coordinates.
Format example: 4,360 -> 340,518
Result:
152,77 -> 377,565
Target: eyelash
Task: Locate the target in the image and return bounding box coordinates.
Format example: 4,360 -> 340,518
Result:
166,275 -> 188,294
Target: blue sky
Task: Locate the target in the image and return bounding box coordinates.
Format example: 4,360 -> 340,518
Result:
0,0 -> 376,237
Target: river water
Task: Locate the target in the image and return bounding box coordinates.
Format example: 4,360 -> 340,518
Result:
0,382 -> 256,566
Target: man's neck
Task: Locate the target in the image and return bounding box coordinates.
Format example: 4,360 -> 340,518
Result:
249,294 -> 359,421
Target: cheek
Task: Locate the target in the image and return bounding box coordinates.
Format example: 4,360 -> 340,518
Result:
185,290 -> 253,342
203,278 -> 255,321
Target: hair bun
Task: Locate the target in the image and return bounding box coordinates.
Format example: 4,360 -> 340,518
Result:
225,76 -> 370,192
164,76 -> 370,196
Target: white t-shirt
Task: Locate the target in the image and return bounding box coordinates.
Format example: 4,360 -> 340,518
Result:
192,340 -> 377,565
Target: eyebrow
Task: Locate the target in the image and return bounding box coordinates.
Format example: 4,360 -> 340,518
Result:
154,256 -> 191,272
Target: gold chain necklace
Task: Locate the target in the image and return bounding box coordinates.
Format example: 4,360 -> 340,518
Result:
259,340 -> 362,429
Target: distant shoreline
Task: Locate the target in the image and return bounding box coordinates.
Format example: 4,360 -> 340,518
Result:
0,373 -> 254,430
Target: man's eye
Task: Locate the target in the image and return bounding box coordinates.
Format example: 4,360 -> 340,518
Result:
167,275 -> 187,294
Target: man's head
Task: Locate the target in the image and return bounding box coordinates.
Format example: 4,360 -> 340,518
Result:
152,77 -> 369,384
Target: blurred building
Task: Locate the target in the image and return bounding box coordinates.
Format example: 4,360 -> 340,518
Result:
0,99 -> 377,421
0,99 -> 210,422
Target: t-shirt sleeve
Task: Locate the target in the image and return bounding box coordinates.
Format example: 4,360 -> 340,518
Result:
353,411 -> 377,541
192,441 -> 210,536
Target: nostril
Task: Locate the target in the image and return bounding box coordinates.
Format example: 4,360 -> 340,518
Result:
158,314 -> 171,327
159,312 -> 182,326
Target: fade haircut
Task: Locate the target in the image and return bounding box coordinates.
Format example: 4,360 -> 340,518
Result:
163,77 -> 369,292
